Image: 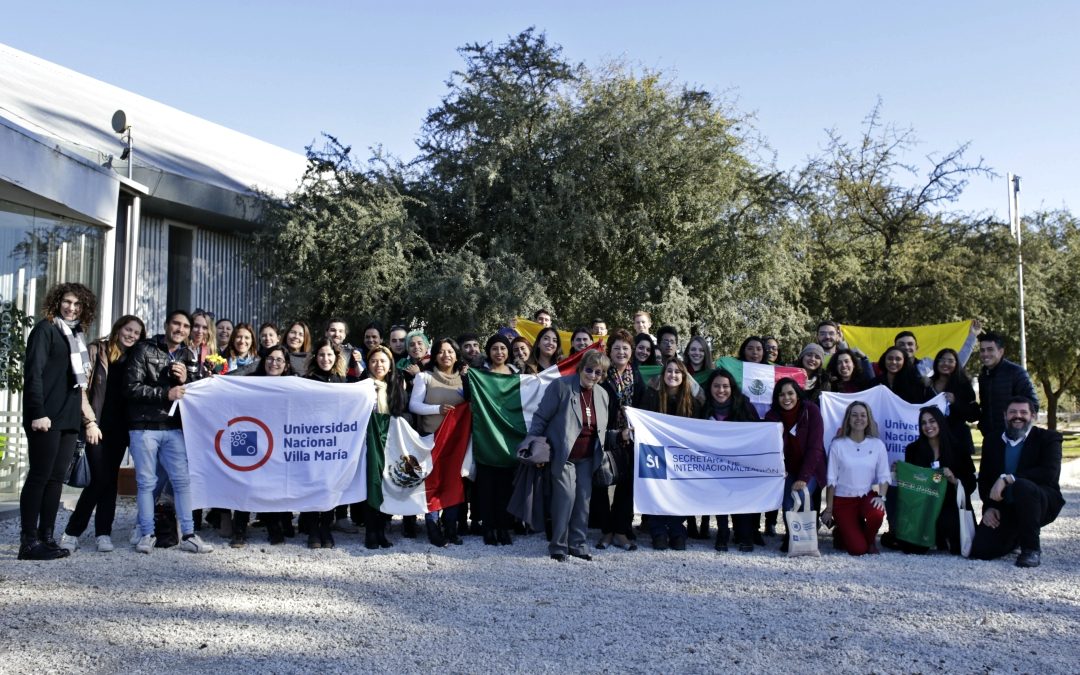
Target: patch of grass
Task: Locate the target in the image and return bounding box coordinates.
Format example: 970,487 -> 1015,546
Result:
970,427 -> 1080,460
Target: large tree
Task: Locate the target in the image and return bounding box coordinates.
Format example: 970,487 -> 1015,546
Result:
409,29 -> 804,345
1013,210 -> 1080,429
253,137 -> 426,331
793,104 -> 995,328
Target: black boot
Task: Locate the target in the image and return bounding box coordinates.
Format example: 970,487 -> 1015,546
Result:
764,510 -> 779,536
426,518 -> 447,547
281,513 -> 295,538
19,531 -> 62,560
403,515 -> 418,538
267,516 -> 285,545
483,528 -> 498,546
699,516 -> 711,539
299,514 -> 320,548
364,525 -> 379,550
319,512 -> 335,549
37,528 -> 70,558
230,513 -> 248,548
685,517 -> 700,539
206,508 -> 223,530
496,529 -> 514,546
444,520 -> 463,545
376,515 -> 392,549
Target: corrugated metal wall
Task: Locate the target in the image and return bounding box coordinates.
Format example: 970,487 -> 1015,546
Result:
191,227 -> 275,327
136,215 -> 275,335
135,215 -> 168,331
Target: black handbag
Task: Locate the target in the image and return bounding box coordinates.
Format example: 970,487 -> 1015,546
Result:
66,440 -> 91,488
593,430 -> 622,487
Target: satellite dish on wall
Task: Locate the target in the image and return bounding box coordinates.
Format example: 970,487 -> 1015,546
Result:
111,109 -> 128,134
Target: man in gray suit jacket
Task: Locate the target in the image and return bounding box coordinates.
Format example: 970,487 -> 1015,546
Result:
529,350 -> 612,561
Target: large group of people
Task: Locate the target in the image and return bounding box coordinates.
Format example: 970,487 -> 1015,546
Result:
17,285 -> 1065,569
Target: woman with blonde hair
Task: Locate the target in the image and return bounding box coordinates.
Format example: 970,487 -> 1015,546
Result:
189,310 -> 217,378
823,401 -> 891,556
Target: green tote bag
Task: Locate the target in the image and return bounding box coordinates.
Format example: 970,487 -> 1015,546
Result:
895,461 -> 947,547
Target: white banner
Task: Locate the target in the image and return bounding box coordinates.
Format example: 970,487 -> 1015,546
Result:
179,376 -> 376,512
626,408 -> 785,516
818,385 -> 948,483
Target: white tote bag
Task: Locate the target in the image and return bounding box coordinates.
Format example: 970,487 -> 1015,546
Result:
785,487 -> 820,557
957,486 -> 976,558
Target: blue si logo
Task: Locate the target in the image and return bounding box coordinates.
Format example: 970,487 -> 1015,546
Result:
638,444 -> 667,479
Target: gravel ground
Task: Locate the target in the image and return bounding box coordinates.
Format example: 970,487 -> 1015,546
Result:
1,470 -> 1078,674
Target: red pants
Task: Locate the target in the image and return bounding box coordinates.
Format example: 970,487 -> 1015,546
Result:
833,494 -> 884,556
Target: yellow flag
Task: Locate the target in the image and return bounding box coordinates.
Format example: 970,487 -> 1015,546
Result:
514,318 -> 604,355
839,321 -> 973,362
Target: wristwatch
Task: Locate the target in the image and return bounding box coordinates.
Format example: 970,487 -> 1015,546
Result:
999,473 -> 1014,484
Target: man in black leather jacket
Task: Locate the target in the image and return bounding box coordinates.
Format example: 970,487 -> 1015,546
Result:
125,310 -> 212,554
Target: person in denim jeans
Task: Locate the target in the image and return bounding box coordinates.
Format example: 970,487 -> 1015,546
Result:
124,309 -> 212,554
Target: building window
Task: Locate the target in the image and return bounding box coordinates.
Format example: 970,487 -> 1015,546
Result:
0,198 -> 105,334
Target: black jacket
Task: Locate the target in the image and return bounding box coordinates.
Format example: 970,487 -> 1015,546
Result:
22,319 -> 84,430
978,426 -> 1064,524
978,358 -> 1038,438
125,336 -> 195,429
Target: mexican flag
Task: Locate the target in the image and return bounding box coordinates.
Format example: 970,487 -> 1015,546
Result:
714,356 -> 807,416
372,405 -> 474,515
467,347 -> 596,469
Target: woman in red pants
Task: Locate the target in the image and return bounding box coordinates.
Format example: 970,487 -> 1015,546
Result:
822,401 -> 890,556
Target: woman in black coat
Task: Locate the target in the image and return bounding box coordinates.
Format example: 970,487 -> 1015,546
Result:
19,282 -> 97,560
700,368 -> 761,552
929,348 -> 979,456
229,345 -> 294,548
596,329 -> 644,551
901,406 -> 977,554
874,346 -> 931,404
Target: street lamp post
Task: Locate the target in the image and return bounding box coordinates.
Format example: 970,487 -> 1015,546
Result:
1007,172 -> 1027,370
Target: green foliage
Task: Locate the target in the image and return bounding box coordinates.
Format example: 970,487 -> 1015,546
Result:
793,103 -> 995,326
1016,211 -> 1080,428
254,136 -> 426,331
255,29 -> 1074,420
410,31 -> 805,350
0,300 -> 36,392
402,248 -> 550,338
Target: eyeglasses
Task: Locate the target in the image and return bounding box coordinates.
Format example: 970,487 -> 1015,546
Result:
583,367 -> 604,375
266,357 -> 287,365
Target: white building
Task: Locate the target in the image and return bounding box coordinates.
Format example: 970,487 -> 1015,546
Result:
0,42 -> 308,497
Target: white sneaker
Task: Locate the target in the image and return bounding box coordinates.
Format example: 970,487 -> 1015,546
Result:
95,535 -> 114,552
129,528 -> 142,545
59,533 -> 79,553
135,534 -> 156,554
179,533 -> 214,553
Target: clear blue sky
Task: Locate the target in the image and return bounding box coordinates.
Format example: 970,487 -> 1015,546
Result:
4,1 -> 1076,220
